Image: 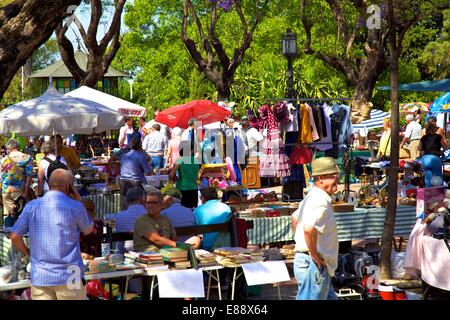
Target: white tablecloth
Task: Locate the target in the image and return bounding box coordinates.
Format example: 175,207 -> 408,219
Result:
404,219 -> 450,291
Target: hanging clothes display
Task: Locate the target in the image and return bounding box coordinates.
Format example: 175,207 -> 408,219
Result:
258,104 -> 291,178
256,99 -> 353,186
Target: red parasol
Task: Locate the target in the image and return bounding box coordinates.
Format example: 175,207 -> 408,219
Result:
155,100 -> 231,129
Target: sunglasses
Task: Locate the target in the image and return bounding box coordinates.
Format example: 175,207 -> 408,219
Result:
146,200 -> 161,205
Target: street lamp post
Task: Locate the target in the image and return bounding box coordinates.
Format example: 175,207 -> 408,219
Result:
281,29 -> 298,99
127,78 -> 134,100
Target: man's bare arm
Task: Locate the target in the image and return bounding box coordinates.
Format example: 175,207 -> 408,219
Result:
10,233 -> 30,257
303,225 -> 324,269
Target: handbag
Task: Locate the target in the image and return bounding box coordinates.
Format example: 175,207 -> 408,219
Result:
290,146 -> 313,165
380,135 -> 391,161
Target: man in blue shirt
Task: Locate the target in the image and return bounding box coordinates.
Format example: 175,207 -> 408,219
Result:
193,187 -> 232,251
119,137 -> 152,209
161,186 -> 201,248
10,169 -> 94,300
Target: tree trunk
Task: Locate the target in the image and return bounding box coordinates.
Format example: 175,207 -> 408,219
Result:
0,0 -> 82,99
217,74 -> 233,101
217,86 -> 231,101
56,0 -> 125,90
351,44 -> 389,123
181,0 -> 268,102
380,0 -> 400,280
81,55 -> 103,87
351,81 -> 376,124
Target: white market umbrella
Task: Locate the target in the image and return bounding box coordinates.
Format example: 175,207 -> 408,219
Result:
0,86 -> 124,136
65,85 -> 147,117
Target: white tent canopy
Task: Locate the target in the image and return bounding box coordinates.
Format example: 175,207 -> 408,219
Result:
352,109 -> 390,136
0,86 -> 123,136
65,86 -> 147,117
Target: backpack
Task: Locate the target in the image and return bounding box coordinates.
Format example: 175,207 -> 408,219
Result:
44,156 -> 67,182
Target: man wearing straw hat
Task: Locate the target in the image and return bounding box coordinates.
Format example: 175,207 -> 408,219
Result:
293,157 -> 339,300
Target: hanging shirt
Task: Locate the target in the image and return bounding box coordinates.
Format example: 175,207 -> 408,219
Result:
310,105 -> 324,140
245,127 -> 264,156
281,104 -> 300,132
318,106 -> 328,138
314,104 -> 333,151
297,104 -> 313,144
333,104 -> 353,150
305,103 -> 320,141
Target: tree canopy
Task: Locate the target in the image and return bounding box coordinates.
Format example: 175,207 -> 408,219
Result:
0,0 -> 448,117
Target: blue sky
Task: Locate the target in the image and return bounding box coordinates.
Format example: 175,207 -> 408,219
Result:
52,1 -> 131,52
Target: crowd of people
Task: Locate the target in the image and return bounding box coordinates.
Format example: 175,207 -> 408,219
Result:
375,112 -> 447,187
0,110 -> 247,300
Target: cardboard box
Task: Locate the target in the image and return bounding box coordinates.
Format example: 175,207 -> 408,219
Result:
332,203 -> 355,213
266,210 -> 281,217
416,187 -> 444,218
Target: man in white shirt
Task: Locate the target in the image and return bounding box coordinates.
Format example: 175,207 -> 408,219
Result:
142,123 -> 168,170
118,117 -> 135,149
293,157 -> 339,300
401,114 -> 422,160
242,117 -> 263,157
145,110 -> 171,141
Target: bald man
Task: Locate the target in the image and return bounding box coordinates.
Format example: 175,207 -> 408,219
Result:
10,169 -> 93,300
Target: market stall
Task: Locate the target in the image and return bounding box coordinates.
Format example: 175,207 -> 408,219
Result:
241,205 -> 417,246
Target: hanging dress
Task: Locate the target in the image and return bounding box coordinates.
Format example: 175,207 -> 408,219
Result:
258,104 -> 291,178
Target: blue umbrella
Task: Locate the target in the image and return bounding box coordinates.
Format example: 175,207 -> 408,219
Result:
430,92 -> 450,113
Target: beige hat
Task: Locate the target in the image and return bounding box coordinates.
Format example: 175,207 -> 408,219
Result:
162,185 -> 182,199
311,157 -> 340,176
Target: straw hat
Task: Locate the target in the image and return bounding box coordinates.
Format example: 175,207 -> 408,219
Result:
311,157 -> 340,177
161,185 -> 182,199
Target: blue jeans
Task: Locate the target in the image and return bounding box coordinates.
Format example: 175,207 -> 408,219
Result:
420,154 -> 442,187
294,252 -> 337,300
151,156 -> 164,169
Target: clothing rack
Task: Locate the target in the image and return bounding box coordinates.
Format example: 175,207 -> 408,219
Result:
263,97 -> 354,104
261,97 -> 354,199
284,141 -> 344,146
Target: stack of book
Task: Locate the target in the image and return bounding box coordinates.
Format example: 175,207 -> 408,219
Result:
124,251 -> 139,264
214,247 -> 263,267
281,244 -> 296,260
239,251 -> 264,262
135,251 -> 165,268
160,248 -> 191,270
280,248 -> 296,260
194,249 -> 218,267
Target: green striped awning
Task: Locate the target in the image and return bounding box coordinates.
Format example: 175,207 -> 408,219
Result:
245,205 -> 416,245
82,193 -> 121,220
